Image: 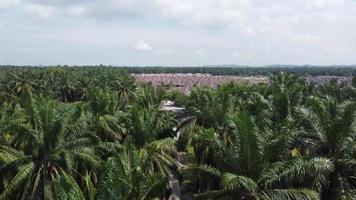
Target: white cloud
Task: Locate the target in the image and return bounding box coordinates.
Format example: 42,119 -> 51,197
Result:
66,6 -> 87,16
231,50 -> 254,60
1,0 -> 356,65
154,0 -> 249,27
293,34 -> 320,43
253,15 -> 300,36
307,0 -> 344,9
154,49 -> 173,55
25,4 -> 55,19
232,50 -> 241,58
72,0 -> 250,28
195,49 -> 203,57
134,40 -> 152,51
0,0 -> 18,10
245,26 -> 256,35
264,45 -> 271,52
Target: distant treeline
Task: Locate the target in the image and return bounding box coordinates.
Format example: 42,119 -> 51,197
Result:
123,66 -> 356,76
0,66 -> 132,102
1,65 -> 355,76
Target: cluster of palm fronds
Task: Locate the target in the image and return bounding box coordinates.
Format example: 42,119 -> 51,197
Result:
0,67 -> 355,200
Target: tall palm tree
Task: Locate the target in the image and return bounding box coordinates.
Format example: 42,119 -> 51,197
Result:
113,75 -> 136,107
132,85 -> 168,109
185,87 -> 234,135
125,105 -> 180,176
191,112 -> 334,200
301,95 -> 356,199
86,87 -> 126,143
124,104 -> 183,198
0,85 -> 101,199
268,73 -> 305,126
97,139 -> 169,200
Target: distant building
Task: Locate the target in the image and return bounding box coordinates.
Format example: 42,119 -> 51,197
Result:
159,100 -> 185,112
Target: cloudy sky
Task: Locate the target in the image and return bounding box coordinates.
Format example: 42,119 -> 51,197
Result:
0,0 -> 356,66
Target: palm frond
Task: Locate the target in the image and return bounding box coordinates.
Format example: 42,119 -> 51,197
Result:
260,157 -> 333,191
221,172 -> 257,193
260,188 -> 320,200
0,162 -> 35,200
53,175 -> 85,200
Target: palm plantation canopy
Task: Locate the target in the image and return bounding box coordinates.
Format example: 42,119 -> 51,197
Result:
0,67 -> 355,200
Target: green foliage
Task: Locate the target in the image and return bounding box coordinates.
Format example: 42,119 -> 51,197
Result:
97,141 -> 169,200
0,87 -> 100,199
0,68 -> 355,200
122,66 -> 356,76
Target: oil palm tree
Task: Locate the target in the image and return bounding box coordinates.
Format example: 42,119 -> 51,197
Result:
125,104 -> 181,176
268,72 -> 305,126
185,87 -> 234,135
122,103 -> 182,197
86,87 -> 126,143
132,85 -> 169,109
191,112 -> 334,200
97,139 -> 169,200
113,75 -> 136,107
0,85 -> 101,200
301,95 -> 356,199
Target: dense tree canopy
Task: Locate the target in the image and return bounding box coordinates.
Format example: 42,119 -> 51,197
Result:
0,67 -> 355,199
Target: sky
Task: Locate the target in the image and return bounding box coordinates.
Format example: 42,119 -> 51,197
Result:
0,0 -> 356,66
